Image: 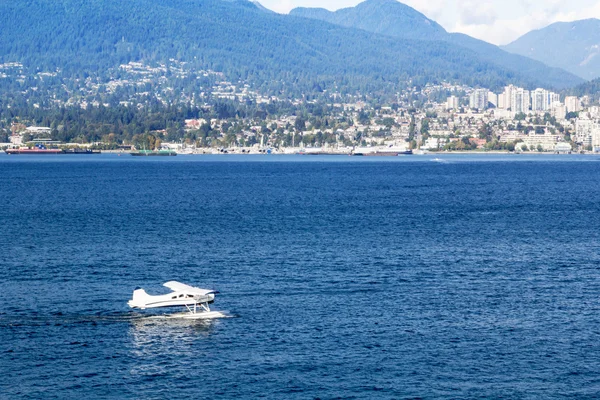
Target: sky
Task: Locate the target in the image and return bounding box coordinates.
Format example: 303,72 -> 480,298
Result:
258,0 -> 600,45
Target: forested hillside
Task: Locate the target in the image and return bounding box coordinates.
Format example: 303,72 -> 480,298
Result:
0,0 -> 583,96
571,78 -> 600,102
290,0 -> 583,90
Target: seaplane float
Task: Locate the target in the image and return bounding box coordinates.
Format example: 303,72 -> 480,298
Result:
128,281 -> 227,319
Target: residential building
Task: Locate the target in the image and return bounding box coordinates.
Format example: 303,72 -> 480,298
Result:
510,87 -> 530,114
565,96 -> 581,113
469,89 -> 488,110
497,93 -> 505,109
575,115 -> 599,146
446,96 -> 459,110
488,92 -> 498,107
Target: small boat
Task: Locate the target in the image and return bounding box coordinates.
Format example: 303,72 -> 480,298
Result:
352,150 -> 413,156
128,281 -> 227,319
412,149 -> 429,155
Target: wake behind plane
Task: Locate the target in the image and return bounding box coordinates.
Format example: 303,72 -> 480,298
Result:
128,281 -> 227,319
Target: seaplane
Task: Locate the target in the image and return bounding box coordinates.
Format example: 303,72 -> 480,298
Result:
128,281 -> 227,319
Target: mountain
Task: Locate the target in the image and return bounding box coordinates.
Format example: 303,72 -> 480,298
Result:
250,0 -> 274,13
502,19 -> 600,81
290,0 -> 583,89
0,0 -> 583,100
290,0 -> 447,41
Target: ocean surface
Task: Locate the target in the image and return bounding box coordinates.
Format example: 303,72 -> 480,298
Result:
2,153 -> 600,398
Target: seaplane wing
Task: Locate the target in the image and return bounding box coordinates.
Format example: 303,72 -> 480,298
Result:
163,281 -> 217,296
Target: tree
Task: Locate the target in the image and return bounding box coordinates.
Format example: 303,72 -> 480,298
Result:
294,116 -> 306,132
408,116 -> 416,140
420,118 -> 430,135
566,112 -> 579,120
516,122 -> 524,132
357,110 -> 370,126
0,129 -> 9,143
381,117 -> 395,128
521,144 -> 528,151
514,112 -> 527,121
478,123 -> 493,141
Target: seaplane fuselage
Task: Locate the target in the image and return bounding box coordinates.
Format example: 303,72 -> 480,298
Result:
128,281 -> 218,311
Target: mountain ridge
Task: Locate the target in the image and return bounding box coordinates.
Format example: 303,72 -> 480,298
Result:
290,0 -> 583,89
0,0 -> 584,101
291,0 -> 447,41
502,19 -> 600,80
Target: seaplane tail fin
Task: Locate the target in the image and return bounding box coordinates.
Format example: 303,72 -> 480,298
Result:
128,287 -> 150,309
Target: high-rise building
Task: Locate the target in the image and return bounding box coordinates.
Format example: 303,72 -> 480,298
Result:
510,87 -> 530,114
549,92 -> 560,108
565,96 -> 581,113
532,89 -> 560,111
523,90 -> 531,111
531,88 -> 545,111
575,115 -> 598,146
446,95 -> 459,110
552,104 -> 567,120
488,92 -> 498,107
469,89 -> 488,110
504,85 -> 514,110
498,93 -> 505,109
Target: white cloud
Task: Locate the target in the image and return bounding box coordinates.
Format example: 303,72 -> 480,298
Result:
449,0 -> 600,45
457,1 -> 497,26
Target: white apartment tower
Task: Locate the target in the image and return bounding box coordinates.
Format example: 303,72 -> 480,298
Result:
497,93 -> 506,109
488,92 -> 498,107
565,96 -> 581,113
531,88 -> 545,111
532,88 -> 561,111
575,115 -> 598,146
446,95 -> 459,110
511,87 -> 530,114
469,89 -> 488,110
549,92 -> 560,107
503,85 -> 514,110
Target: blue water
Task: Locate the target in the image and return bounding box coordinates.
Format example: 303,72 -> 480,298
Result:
2,154 -> 600,398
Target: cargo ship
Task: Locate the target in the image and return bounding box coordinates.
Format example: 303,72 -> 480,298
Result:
4,145 -> 101,155
62,148 -> 101,154
5,144 -> 63,155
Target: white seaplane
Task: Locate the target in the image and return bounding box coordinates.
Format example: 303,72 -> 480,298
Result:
128,281 -> 227,319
